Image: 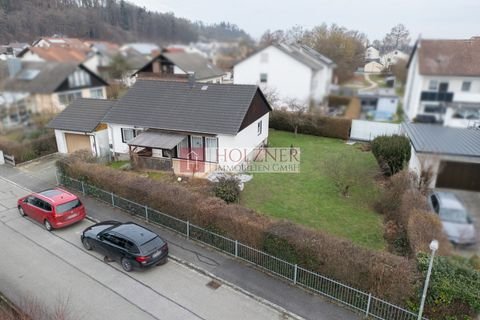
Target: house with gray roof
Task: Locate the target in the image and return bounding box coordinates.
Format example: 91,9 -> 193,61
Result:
131,51 -> 225,85
50,79 -> 272,176
47,98 -> 113,157
403,122 -> 480,191
0,58 -> 108,124
233,43 -> 336,107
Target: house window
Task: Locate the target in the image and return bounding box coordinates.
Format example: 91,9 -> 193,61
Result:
177,137 -> 189,159
260,73 -> 268,83
461,81 -> 471,92
205,137 -> 218,163
162,148 -> 177,158
260,53 -> 269,63
58,91 -> 82,105
190,136 -> 204,161
121,128 -> 137,143
428,80 -> 438,91
68,69 -> 91,88
257,120 -> 263,135
90,88 -> 103,98
424,105 -> 444,113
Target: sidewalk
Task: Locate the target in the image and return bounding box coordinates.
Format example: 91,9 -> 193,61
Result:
0,162 -> 360,320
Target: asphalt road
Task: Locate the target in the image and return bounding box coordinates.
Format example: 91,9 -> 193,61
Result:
0,156 -> 361,320
0,177 -> 298,320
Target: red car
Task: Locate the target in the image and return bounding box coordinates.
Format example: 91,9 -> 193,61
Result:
17,188 -> 86,231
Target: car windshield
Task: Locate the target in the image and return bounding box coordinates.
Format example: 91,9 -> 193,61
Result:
56,199 -> 82,214
139,236 -> 165,254
439,208 -> 468,224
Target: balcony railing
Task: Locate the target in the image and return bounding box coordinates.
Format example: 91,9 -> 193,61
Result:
420,91 -> 454,102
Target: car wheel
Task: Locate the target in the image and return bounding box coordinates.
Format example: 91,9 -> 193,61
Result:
44,220 -> 53,231
82,238 -> 93,250
157,257 -> 168,266
18,206 -> 26,217
121,258 -> 133,272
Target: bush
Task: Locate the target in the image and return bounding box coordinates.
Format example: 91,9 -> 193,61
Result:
407,209 -> 451,257
263,221 -> 417,303
376,170 -> 451,258
213,177 -> 241,203
269,110 -> 352,140
415,254 -> 480,319
0,132 -> 57,163
57,155 -> 419,305
372,135 -> 411,176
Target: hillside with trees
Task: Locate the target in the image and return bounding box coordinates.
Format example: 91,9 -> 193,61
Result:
0,0 -> 250,44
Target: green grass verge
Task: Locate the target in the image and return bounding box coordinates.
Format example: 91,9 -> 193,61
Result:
241,130 -> 385,250
108,160 -> 130,169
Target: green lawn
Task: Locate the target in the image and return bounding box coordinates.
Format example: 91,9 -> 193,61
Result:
108,160 -> 130,169
241,130 -> 385,250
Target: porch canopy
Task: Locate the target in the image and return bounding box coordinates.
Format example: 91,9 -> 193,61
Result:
128,131 -> 186,149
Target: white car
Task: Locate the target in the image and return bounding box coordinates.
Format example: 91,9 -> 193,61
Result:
428,191 -> 477,245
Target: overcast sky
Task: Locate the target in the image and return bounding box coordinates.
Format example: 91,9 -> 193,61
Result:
130,0 -> 479,42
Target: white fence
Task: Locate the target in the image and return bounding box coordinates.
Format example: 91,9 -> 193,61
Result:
350,120 -> 401,141
0,150 -> 15,166
58,174 -> 426,320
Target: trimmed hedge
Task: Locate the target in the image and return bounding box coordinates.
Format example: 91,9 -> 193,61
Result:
372,135 -> 411,176
0,133 -> 57,163
57,155 -> 418,304
416,254 -> 480,319
269,110 -> 352,140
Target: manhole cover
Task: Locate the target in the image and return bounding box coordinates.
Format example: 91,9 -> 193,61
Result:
206,280 -> 221,290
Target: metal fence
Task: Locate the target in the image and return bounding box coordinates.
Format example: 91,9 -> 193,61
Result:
58,174 -> 425,320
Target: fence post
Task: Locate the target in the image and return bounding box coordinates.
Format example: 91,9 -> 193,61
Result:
145,205 -> 149,223
293,264 -> 298,285
111,192 -> 115,207
81,181 -> 85,195
186,221 -> 190,239
55,171 -> 59,185
366,293 -> 372,317
235,240 -> 238,257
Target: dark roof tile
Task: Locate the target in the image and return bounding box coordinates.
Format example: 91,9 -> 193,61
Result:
103,80 -> 265,135
47,98 -> 114,132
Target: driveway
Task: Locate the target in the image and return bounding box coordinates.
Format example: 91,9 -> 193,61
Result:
438,188 -> 480,256
0,178 -> 299,320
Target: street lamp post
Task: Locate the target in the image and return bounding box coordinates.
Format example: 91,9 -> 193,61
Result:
417,239 -> 439,320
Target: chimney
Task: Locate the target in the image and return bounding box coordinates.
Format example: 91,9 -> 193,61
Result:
7,58 -> 22,78
187,71 -> 195,88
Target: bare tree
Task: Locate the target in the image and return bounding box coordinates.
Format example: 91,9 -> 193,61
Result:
285,99 -> 308,136
260,87 -> 280,109
382,24 -> 411,52
323,151 -> 376,197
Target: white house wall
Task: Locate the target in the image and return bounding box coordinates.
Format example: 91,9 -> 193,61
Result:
311,67 -> 332,103
108,123 -> 139,154
234,46 -> 313,105
404,53 -> 423,120
217,113 -> 269,167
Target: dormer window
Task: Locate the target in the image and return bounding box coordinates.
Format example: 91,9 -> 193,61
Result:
68,69 -> 91,88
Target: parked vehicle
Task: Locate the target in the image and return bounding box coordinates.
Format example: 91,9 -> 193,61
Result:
17,188 -> 86,231
428,191 -> 477,245
81,221 -> 168,272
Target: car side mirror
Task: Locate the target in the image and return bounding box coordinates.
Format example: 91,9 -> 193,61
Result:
23,198 -> 28,203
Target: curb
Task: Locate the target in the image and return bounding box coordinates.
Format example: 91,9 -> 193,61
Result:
168,254 -> 305,320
